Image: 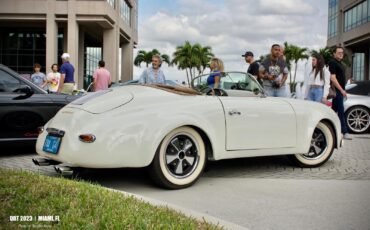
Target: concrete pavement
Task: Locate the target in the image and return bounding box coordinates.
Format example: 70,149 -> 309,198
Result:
101,177 -> 370,230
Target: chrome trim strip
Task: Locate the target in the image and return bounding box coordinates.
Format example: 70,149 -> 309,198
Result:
46,128 -> 65,137
0,138 -> 37,142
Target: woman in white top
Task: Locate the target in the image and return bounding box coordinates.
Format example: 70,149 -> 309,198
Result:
304,54 -> 330,104
47,64 -> 61,93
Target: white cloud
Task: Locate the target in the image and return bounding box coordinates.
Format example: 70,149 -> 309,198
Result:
134,0 -> 328,83
257,0 -> 316,15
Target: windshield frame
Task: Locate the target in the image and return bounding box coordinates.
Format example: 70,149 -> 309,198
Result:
191,71 -> 265,96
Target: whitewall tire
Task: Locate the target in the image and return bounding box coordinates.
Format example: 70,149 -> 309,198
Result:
289,122 -> 335,167
149,127 -> 206,189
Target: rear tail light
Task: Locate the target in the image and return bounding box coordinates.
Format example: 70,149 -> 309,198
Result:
79,134 -> 96,143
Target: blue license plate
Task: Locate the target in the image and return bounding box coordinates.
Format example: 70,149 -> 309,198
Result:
43,135 -> 61,154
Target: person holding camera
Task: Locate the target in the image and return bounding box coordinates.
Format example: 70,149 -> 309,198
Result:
259,44 -> 289,97
139,54 -> 166,85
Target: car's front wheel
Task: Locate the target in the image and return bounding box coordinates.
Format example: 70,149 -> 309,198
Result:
289,122 -> 335,167
345,106 -> 370,134
148,127 -> 206,189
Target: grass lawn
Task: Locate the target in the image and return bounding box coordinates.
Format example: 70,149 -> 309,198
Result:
0,168 -> 223,229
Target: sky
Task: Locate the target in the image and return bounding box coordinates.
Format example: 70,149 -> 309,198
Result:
133,0 -> 329,83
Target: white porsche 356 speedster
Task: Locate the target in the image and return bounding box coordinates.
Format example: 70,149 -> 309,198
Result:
34,72 -> 343,189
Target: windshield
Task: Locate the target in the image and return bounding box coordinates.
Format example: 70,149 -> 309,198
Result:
192,71 -> 264,97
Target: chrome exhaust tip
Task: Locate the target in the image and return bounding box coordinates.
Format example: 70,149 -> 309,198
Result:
32,158 -> 60,166
54,165 -> 74,176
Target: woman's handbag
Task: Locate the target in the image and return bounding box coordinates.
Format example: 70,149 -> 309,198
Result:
327,84 -> 337,99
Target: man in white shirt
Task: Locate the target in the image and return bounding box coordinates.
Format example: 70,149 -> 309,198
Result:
139,54 -> 166,85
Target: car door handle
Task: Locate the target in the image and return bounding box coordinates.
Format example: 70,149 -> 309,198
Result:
228,110 -> 241,116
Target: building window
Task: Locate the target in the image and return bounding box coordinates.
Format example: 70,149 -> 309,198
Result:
107,0 -> 115,8
84,47 -> 102,89
1,29 -> 44,74
0,28 -> 64,75
120,0 -> 131,26
328,0 -> 338,38
132,0 -> 138,32
352,53 -> 365,81
344,0 -> 370,32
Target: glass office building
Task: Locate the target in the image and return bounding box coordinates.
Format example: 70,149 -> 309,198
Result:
327,0 -> 370,81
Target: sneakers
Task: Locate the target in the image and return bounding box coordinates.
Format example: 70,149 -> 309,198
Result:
343,133 -> 352,140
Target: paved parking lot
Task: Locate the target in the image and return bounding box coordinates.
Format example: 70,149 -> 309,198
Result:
1,134 -> 370,230
1,134 -> 370,181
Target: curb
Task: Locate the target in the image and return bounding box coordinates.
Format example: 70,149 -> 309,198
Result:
106,187 -> 248,230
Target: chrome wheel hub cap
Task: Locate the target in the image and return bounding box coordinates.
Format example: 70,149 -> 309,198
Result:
165,135 -> 199,178
348,108 -> 370,133
303,128 -> 327,159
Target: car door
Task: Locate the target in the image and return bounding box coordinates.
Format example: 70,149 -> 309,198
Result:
0,68 -> 56,141
217,72 -> 296,150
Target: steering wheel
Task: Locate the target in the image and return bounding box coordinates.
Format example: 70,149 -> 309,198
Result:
201,87 -> 228,96
237,82 -> 248,90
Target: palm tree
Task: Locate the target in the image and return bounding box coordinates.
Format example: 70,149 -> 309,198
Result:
172,41 -> 194,85
283,42 -> 293,73
160,54 -> 171,66
310,47 -> 333,66
256,54 -> 270,63
134,49 -> 171,67
284,43 -> 309,92
172,41 -> 214,85
195,44 -> 214,75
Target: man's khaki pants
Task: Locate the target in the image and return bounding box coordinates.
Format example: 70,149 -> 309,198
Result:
61,83 -> 75,95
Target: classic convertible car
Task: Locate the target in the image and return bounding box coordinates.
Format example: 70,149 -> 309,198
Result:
34,72 -> 343,189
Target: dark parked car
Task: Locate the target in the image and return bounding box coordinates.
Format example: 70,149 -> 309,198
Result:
345,80 -> 370,133
0,64 -> 79,145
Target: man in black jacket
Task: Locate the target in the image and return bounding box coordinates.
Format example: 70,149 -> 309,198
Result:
242,51 -> 262,86
328,46 -> 351,140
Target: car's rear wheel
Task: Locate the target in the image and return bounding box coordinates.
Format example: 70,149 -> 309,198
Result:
148,127 -> 206,189
289,122 -> 334,167
345,106 -> 370,134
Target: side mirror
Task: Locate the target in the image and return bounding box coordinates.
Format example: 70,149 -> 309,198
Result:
13,85 -> 34,100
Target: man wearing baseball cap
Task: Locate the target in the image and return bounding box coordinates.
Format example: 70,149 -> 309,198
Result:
57,53 -> 75,94
242,51 -> 262,86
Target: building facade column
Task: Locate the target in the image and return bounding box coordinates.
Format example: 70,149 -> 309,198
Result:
78,29 -> 85,89
121,40 -> 134,82
67,0 -> 79,87
103,26 -> 119,82
46,0 -> 57,73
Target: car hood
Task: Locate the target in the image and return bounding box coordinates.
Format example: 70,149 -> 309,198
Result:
67,89 -> 133,114
345,94 -> 370,108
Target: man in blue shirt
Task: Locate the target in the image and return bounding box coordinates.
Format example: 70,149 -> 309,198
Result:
57,53 -> 75,94
139,54 -> 166,85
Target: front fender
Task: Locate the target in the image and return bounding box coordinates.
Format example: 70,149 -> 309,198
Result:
289,100 -> 342,154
